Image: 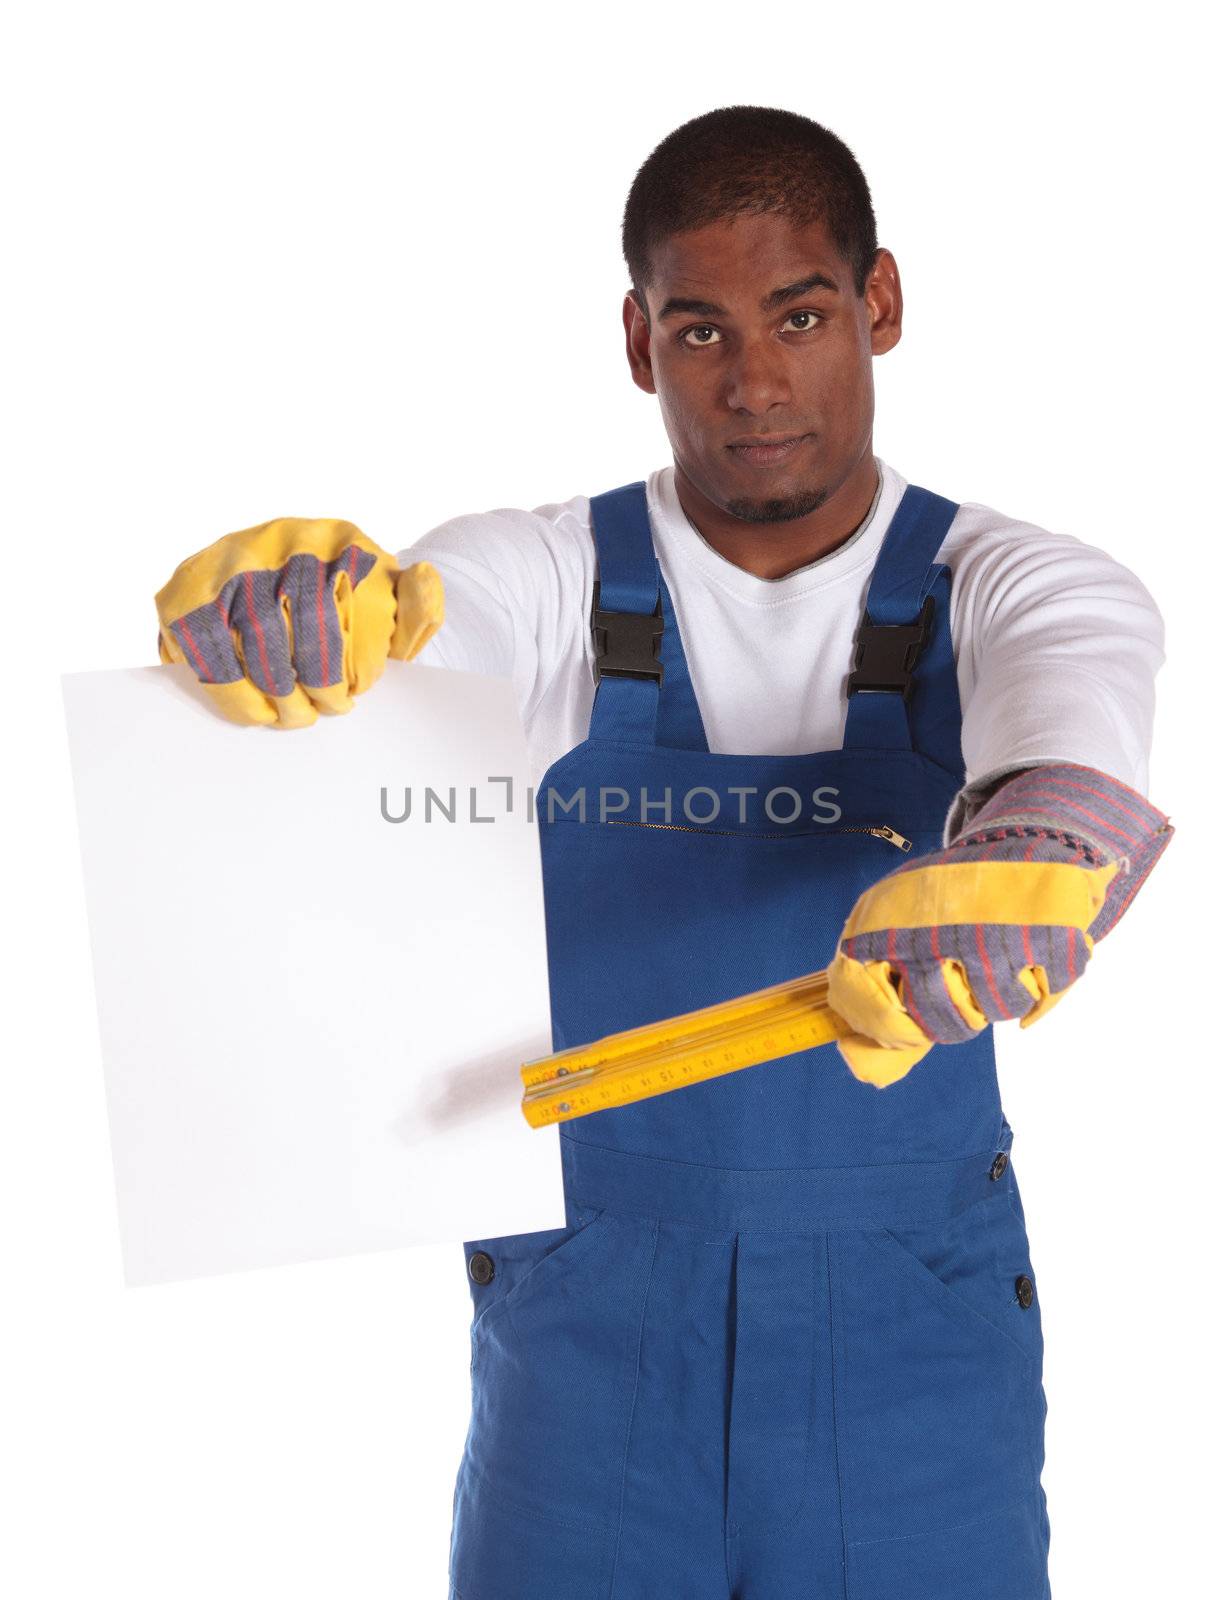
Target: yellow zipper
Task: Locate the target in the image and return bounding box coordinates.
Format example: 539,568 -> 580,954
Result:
603,818 -> 912,851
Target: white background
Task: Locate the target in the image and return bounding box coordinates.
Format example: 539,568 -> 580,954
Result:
3,2 -> 1207,1595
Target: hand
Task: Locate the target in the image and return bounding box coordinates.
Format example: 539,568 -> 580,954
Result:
826,764 -> 1174,1088
155,517 -> 444,727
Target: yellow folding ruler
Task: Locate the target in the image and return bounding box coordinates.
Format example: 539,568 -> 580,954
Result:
519,966 -> 844,1128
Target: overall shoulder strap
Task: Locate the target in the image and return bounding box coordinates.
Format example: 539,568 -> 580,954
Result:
586,481 -> 709,750
842,484 -> 964,763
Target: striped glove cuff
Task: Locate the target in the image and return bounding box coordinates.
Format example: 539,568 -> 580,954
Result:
952,763 -> 1174,941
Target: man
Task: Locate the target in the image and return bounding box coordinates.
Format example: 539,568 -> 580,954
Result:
155,105 -> 1173,1599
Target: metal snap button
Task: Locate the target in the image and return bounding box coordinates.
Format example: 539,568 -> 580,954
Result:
1015,1273 -> 1035,1309
990,1151 -> 1009,1181
468,1250 -> 495,1286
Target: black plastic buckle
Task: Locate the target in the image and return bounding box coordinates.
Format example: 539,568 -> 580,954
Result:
591,579 -> 664,686
846,594 -> 935,699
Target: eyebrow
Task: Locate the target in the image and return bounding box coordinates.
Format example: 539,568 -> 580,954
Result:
656,272 -> 841,322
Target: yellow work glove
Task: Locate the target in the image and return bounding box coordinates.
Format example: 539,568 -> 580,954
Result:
155,517 -> 444,728
826,763 -> 1174,1088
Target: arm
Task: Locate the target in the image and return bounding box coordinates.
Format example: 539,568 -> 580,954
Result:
943,514 -> 1166,838
827,518 -> 1175,1086
396,503 -> 588,723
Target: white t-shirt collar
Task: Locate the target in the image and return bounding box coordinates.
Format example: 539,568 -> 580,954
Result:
648,455 -> 910,606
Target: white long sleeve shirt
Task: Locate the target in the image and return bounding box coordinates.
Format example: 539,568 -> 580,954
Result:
396,457 -> 1165,841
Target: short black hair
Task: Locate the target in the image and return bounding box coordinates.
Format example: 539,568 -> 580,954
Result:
622,105 -> 879,321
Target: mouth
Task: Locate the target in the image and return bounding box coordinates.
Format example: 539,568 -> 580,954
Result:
726,432 -> 812,467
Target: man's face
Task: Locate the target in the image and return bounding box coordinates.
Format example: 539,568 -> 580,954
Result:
624,211 -> 901,524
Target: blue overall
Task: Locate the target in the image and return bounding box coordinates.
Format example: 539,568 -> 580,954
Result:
448,481 -> 1051,1600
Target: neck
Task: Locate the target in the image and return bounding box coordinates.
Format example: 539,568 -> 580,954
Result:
673,451 -> 881,579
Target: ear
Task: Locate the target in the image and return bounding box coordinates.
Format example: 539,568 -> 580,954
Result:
622,291 -> 657,395
866,247 -> 903,357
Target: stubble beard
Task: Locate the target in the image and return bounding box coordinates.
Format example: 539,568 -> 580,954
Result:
722,483 -> 831,524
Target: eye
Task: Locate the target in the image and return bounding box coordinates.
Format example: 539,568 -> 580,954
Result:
677,310 -> 822,349
680,324 -> 721,347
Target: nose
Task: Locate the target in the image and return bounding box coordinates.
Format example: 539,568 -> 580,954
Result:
724,337 -> 794,416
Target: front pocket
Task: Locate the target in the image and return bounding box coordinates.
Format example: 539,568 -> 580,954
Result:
879,1187 -> 1045,1375
459,1209 -> 653,1534
465,1203 -> 606,1346
830,1207 -> 1046,1557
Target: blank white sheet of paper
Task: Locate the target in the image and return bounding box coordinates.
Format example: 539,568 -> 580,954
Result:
61,661 -> 564,1286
